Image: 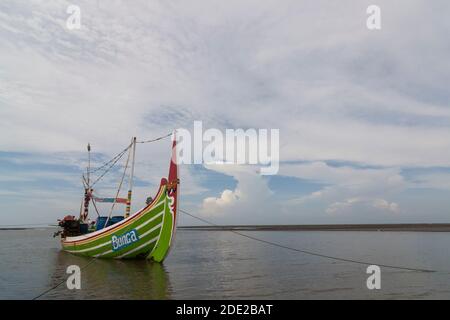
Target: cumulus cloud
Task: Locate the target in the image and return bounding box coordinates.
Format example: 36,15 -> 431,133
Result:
372,198 -> 400,213
277,161 -> 407,222
326,197 -> 400,215
202,189 -> 240,214
281,161 -> 405,205
200,164 -> 277,224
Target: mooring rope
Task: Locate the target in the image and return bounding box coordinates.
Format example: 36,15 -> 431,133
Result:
32,258 -> 97,300
179,209 -> 437,273
30,209 -> 438,299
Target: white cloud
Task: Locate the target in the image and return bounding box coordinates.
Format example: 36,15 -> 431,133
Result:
281,161 -> 406,204
278,161 -> 406,222
200,164 -> 277,223
202,189 -> 240,214
372,198 -> 400,213
326,197 -> 400,215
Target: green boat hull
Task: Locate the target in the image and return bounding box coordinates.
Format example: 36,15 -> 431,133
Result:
62,138 -> 179,262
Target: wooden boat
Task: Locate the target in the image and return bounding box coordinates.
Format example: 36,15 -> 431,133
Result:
56,134 -> 179,262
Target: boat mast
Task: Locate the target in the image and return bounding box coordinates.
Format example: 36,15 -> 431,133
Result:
87,143 -> 91,186
82,143 -> 91,222
125,137 -> 137,218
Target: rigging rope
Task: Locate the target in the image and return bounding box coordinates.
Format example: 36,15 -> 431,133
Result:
103,142 -> 132,228
87,133 -> 172,187
88,144 -> 132,175
90,143 -> 132,187
179,209 -> 437,273
91,198 -> 101,217
136,132 -> 172,144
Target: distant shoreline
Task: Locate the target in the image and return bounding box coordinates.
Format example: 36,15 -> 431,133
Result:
179,223 -> 450,232
3,224 -> 450,232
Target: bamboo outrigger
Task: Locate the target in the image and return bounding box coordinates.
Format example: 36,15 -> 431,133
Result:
55,133 -> 179,262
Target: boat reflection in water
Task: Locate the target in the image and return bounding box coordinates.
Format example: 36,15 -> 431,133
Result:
46,250 -> 171,299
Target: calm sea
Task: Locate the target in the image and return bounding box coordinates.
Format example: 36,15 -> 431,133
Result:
1,228 -> 450,299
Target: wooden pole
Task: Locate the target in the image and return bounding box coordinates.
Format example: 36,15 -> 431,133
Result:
87,143 -> 91,186
83,143 -> 92,222
125,137 -> 136,218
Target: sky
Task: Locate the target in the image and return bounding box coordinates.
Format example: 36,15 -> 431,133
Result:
1,0 -> 450,226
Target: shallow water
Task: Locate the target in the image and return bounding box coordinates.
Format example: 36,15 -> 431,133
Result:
1,228 -> 450,299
